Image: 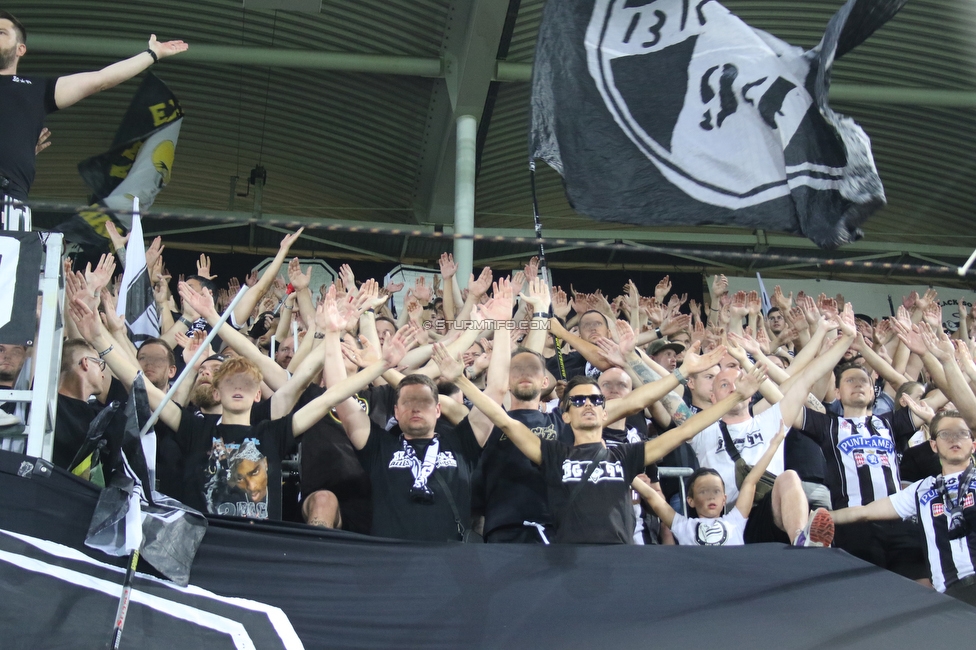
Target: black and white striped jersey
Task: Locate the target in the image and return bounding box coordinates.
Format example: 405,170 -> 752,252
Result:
798,408 -> 916,509
890,470 -> 976,592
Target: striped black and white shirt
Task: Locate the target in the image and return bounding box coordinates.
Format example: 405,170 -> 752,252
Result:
890,470 -> 976,592
798,408 -> 916,509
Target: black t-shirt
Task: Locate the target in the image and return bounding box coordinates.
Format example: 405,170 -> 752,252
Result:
173,406 -> 295,520
899,443 -> 941,483
546,351 -> 597,381
603,425 -> 659,482
362,384 -> 396,431
298,385 -> 374,534
52,379 -> 129,470
153,399 -> 271,501
476,409 -> 573,536
356,419 -> 481,541
784,427 -> 827,484
0,75 -> 58,200
540,439 -> 646,544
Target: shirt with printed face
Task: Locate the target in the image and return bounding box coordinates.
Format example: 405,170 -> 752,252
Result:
540,439 -> 646,544
173,407 -> 294,520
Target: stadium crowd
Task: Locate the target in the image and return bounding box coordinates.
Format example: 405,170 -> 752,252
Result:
2,228 -> 976,606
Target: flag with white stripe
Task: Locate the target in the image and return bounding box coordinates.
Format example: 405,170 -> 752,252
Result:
529,0 -> 907,248
115,201 -> 160,348
85,374 -> 207,587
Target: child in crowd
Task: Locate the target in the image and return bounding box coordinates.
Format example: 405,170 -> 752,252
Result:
633,423 -> 787,546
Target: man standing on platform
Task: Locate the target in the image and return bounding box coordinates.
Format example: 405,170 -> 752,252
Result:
0,11 -> 187,227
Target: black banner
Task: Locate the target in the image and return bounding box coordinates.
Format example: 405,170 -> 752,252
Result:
529,0 -> 908,248
0,232 -> 43,346
1,450 -> 974,649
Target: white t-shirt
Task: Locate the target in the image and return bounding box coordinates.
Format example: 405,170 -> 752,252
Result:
671,508 -> 747,546
690,404 -> 785,502
889,469 -> 976,592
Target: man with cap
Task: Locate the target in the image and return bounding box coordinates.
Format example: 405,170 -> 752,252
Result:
649,339 -> 685,373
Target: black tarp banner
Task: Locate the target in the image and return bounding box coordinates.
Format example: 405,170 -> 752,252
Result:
529,0 -> 908,248
1,450 -> 974,649
0,232 -> 42,346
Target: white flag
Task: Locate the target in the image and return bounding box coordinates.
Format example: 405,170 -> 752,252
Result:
116,198 -> 160,348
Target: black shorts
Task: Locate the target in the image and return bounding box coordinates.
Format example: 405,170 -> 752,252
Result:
833,518 -> 928,580
743,490 -> 791,544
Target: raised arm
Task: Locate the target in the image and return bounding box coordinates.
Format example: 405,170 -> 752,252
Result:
605,342 -> 726,422
520,278 -> 551,354
54,35 -> 188,109
547,317 -> 613,371
632,477 -> 677,529
642,365 -> 766,466
466,287 -> 517,446
292,326 -> 416,438
433,344 -> 542,465
178,281 -> 290,390
734,422 -> 785,517
231,229 -> 304,326
67,297 -> 182,431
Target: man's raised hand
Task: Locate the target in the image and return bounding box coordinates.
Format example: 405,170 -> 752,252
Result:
178,280 -> 217,320
432,342 -> 464,382
678,341 -> 726,376
148,34 -> 189,60
734,364 -> 768,400
383,326 -> 419,369
287,257 -> 312,291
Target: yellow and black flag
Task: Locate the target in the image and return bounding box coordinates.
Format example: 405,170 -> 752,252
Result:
56,73 -> 183,248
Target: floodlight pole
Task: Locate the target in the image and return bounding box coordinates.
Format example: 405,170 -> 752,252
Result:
454,115 -> 477,288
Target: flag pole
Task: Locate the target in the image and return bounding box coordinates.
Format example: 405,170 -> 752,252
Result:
530,160 -> 565,379
138,285 -> 249,438
110,285 -> 248,646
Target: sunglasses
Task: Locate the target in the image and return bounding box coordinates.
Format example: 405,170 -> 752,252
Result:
567,394 -> 605,408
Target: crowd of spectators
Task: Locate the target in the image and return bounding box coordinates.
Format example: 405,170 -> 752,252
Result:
2,227 -> 976,605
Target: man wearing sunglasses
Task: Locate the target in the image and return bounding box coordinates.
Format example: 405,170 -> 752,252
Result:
435,341 -> 766,544
832,411 -> 976,605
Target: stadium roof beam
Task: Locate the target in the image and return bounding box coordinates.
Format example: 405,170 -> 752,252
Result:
410,0 -> 513,226
28,35 -> 976,107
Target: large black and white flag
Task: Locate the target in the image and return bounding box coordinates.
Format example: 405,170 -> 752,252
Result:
115,202 -> 160,348
0,232 -> 42,346
85,374 -> 207,587
529,0 -> 907,248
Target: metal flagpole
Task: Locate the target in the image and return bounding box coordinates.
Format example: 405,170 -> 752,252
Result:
111,279 -> 250,647
530,160 -> 566,380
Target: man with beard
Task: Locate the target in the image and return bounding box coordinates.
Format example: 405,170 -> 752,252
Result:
0,11 -> 187,224
439,339 -> 761,544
